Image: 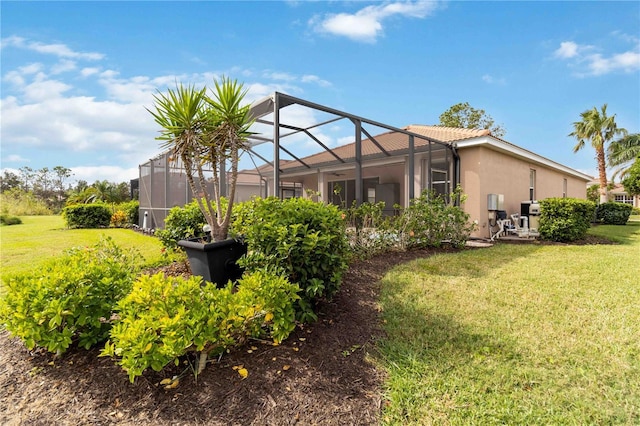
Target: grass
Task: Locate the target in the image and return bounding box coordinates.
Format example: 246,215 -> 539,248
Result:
0,215 -> 171,277
377,221 -> 640,425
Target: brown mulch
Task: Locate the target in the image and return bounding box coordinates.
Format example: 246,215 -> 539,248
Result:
0,248 -> 444,426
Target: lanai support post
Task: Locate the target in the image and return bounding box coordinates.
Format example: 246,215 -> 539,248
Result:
273,94 -> 280,199
408,135 -> 415,201
355,120 -> 363,206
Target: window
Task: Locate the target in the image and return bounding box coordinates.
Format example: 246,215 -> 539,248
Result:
563,178 -> 567,198
614,194 -> 634,205
529,169 -> 536,201
329,177 -> 379,207
431,170 -> 448,196
367,187 -> 376,204
281,188 -> 296,199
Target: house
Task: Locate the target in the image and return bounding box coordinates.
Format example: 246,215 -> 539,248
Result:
602,183 -> 640,208
139,92 -> 593,238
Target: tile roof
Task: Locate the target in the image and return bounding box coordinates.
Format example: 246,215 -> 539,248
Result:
278,125 -> 481,170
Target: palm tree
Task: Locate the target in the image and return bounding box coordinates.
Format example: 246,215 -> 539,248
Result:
148,77 -> 253,242
608,133 -> 640,180
569,104 -> 626,203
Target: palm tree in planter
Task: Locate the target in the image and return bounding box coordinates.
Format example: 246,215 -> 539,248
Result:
149,77 -> 253,285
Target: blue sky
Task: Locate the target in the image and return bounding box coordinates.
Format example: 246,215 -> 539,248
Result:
1,1 -> 639,185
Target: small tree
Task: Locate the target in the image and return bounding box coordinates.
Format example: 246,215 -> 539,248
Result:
621,157 -> 640,197
439,102 -> 506,138
149,77 -> 253,241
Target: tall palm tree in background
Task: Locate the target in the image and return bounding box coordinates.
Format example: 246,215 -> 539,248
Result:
569,104 -> 626,203
607,133 -> 640,180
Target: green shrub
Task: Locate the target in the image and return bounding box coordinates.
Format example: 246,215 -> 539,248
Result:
155,200 -> 206,249
539,198 -> 596,242
114,200 -> 139,226
344,201 -> 396,259
392,187 -> 476,249
233,197 -> 349,323
632,207 -> 640,215
0,214 -> 22,226
0,238 -> 141,356
595,202 -> 633,225
102,270 -> 299,382
62,203 -> 112,228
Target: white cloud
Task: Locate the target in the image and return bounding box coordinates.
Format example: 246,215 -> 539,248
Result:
302,74 -> 332,87
1,35 -> 105,60
586,51 -> 640,75
3,154 -> 30,163
51,59 -> 77,75
80,67 -> 101,77
554,39 -> 640,76
23,77 -> 73,102
263,71 -> 297,81
310,1 -> 440,43
481,74 -> 506,85
554,41 -> 581,59
71,165 -> 139,183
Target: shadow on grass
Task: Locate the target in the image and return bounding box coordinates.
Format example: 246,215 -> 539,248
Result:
588,221 -> 640,245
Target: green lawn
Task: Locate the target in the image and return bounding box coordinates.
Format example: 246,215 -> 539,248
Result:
378,222 -> 640,425
0,215 -> 169,277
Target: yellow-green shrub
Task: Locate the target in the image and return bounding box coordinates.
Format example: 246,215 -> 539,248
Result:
102,270 -> 299,382
0,237 -> 141,355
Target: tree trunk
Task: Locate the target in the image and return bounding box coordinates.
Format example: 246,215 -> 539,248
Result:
197,351 -> 208,376
596,145 -> 608,204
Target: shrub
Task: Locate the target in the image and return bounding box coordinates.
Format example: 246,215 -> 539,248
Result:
595,202 -> 633,225
155,200 -> 206,250
0,238 -> 141,356
102,271 -> 299,382
110,210 -> 129,228
539,198 -> 596,242
633,207 -> 640,215
344,201 -> 396,259
0,214 -> 22,226
62,203 -> 112,228
114,200 -> 139,226
0,188 -> 52,216
392,187 -> 476,249
233,197 -> 349,323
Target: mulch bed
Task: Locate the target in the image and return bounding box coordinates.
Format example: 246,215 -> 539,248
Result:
0,248 -> 444,426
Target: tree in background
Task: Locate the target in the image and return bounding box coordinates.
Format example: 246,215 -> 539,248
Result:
439,102 -> 506,138
621,157 -> 640,197
569,104 -> 626,204
608,133 -> 640,181
0,170 -> 21,192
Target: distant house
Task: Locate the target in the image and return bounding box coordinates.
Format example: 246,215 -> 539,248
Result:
139,92 -> 593,238
605,183 -> 639,208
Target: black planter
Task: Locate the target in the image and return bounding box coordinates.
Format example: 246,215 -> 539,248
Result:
178,238 -> 247,287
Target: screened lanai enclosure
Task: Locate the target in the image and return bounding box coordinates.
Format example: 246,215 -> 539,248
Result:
138,92 -> 457,230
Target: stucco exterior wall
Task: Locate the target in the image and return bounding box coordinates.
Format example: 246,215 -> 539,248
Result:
458,146 -> 589,238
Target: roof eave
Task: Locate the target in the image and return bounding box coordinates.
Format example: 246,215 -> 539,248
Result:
456,136 -> 594,181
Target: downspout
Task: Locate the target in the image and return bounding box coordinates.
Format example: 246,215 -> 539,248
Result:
451,142 -> 461,206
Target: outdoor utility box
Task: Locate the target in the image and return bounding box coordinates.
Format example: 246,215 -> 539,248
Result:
487,194 -> 504,211
521,201 -> 540,217
375,183 -> 399,216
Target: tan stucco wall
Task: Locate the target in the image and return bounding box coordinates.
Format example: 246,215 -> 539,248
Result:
458,146 -> 588,238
